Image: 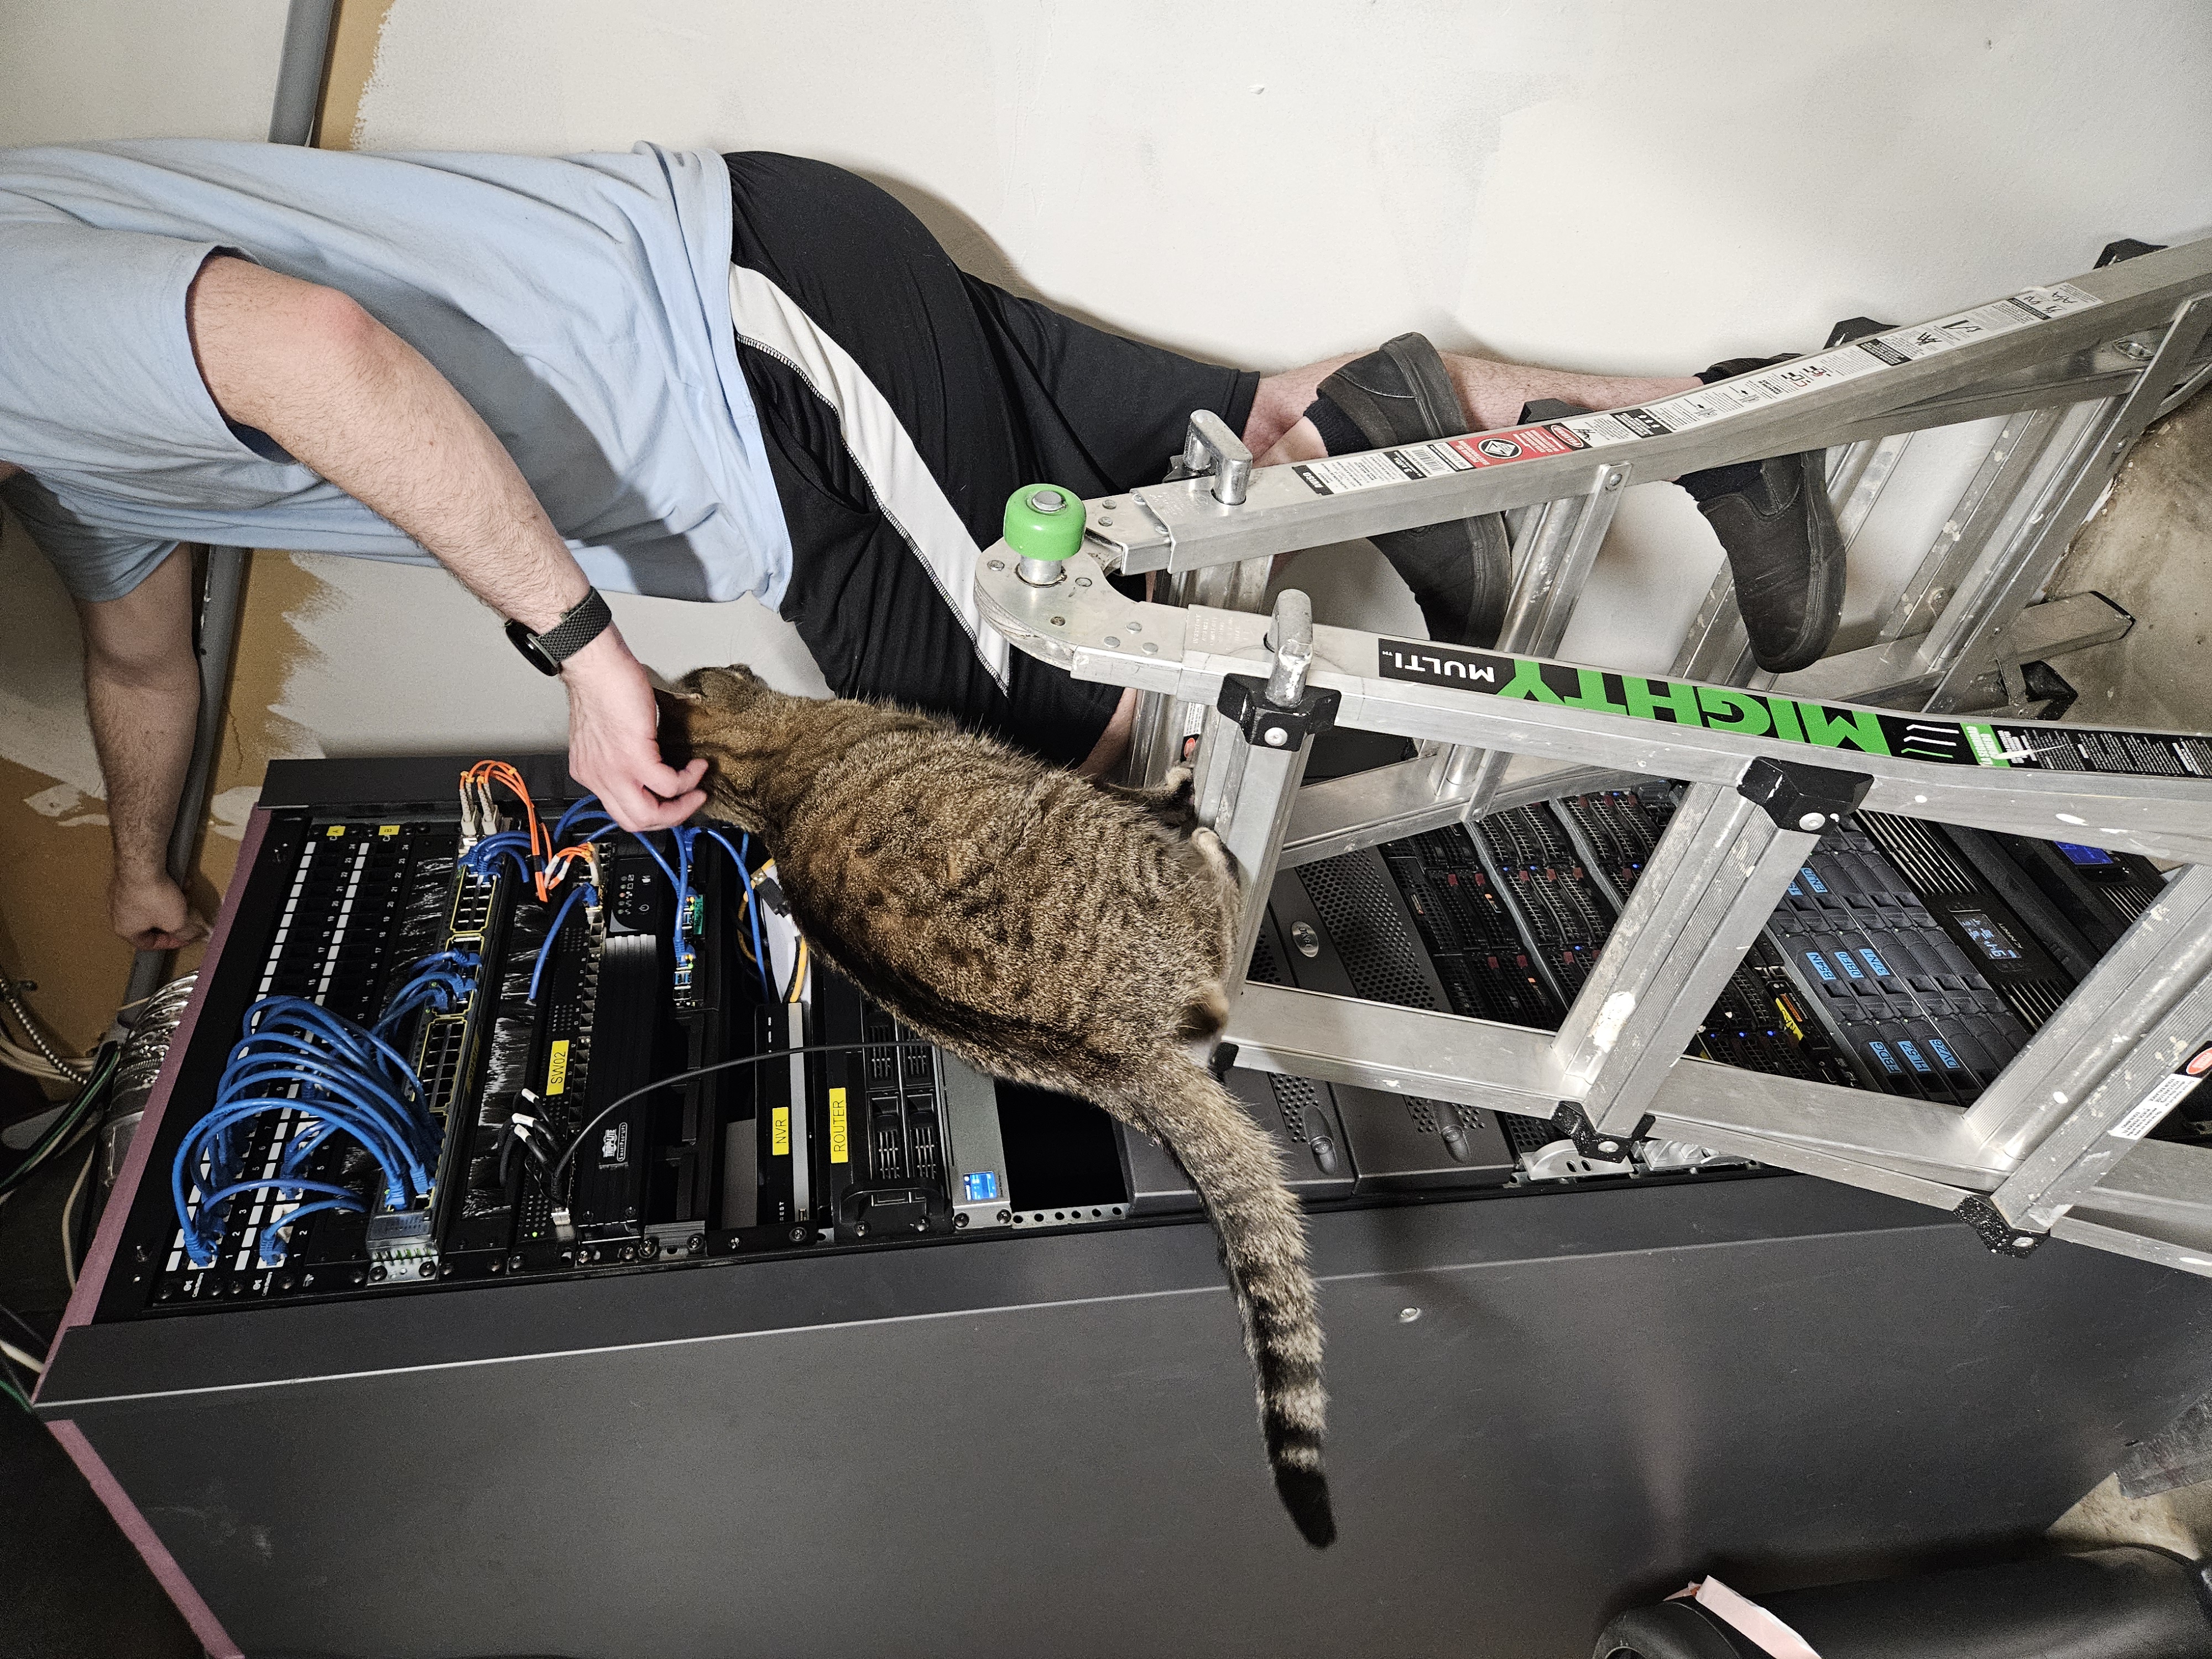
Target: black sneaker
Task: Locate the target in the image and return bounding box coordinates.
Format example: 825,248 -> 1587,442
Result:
1313,334 -> 1510,649
1676,356 -> 1844,674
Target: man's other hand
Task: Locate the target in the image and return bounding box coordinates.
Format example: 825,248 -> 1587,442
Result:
111,870 -> 208,952
562,633 -> 707,833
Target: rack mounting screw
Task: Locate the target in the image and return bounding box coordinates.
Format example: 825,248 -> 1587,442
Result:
1399,1307 -> 1422,1323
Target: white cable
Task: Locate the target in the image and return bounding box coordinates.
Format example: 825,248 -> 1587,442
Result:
62,1141 -> 97,1290
0,1338 -> 44,1377
0,1037 -> 70,1083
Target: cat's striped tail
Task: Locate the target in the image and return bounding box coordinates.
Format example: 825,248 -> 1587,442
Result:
1113,1053 -> 1334,1548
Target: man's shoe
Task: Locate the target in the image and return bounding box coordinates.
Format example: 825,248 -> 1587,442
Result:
1676,355 -> 1844,674
1684,451 -> 1844,674
1313,333 -> 1510,649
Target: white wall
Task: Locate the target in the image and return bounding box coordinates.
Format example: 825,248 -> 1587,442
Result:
9,0 -> 2212,776
0,0 -> 284,149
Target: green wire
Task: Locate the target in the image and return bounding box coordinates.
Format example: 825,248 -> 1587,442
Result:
0,1364 -> 28,1413
0,1045 -> 119,1198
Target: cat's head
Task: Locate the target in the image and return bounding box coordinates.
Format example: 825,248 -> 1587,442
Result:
673,662 -> 770,711
661,664 -> 780,831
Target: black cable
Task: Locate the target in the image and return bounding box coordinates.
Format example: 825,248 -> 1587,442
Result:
0,1045 -> 118,1199
545,1039 -> 935,1193
0,1297 -> 48,1349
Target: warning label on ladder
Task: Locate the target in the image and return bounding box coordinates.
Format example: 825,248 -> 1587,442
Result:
1291,424 -> 1586,495
1374,640 -> 2212,778
1561,283 -> 2103,448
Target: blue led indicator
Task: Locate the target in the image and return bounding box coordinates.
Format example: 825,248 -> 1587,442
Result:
1867,1041 -> 1904,1074
1897,1040 -> 1935,1074
962,1171 -> 1001,1203
1804,952 -> 1837,982
2056,841 -> 2116,867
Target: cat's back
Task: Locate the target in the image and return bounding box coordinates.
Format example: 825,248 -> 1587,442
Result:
778,721 -> 1225,1020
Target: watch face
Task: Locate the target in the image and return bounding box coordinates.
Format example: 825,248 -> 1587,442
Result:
504,617 -> 562,676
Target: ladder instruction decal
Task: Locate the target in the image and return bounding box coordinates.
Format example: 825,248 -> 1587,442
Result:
1374,641 -> 2212,778
1561,283 -> 2101,447
1289,281 -> 2102,491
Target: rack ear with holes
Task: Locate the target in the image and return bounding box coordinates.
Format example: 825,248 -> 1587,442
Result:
35,752 -> 2212,1659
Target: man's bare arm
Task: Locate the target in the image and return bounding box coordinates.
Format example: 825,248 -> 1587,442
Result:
76,548 -> 207,950
183,254 -> 706,831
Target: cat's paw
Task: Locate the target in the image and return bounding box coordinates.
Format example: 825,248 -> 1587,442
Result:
1161,764 -> 1194,795
1191,826 -> 1235,877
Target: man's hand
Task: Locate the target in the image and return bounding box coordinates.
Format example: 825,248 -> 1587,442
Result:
111,869 -> 207,952
562,632 -> 707,832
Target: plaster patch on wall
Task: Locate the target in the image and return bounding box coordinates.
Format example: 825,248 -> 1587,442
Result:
23,782 -> 108,828
0,687 -> 106,801
207,785 -> 263,842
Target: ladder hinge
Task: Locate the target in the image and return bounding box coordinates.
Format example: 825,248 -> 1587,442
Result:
1218,675 -> 1340,749
1736,757 -> 1874,834
1955,1194 -> 2045,1258
1551,1102 -> 1652,1160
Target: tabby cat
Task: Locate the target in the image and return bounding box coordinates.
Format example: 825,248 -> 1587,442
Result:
665,665 -> 1334,1548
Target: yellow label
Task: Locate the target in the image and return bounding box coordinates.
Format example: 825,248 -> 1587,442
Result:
771,1105 -> 791,1157
1776,1001 -> 1805,1043
545,1039 -> 571,1097
828,1089 -> 849,1164
379,825 -> 400,837
326,825 -> 346,838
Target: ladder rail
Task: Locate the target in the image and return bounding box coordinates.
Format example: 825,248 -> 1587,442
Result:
977,238 -> 2212,1282
1080,242 -> 2212,578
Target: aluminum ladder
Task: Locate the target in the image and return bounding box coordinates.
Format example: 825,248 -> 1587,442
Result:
974,236 -> 2212,1276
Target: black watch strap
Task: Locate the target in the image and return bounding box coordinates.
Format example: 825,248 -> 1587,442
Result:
505,588 -> 613,676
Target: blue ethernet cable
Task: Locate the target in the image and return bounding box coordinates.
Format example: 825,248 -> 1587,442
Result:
670,829 -> 694,972
254,1195 -> 367,1265
222,1046 -> 427,1151
175,1100 -> 411,1264
189,1085 -> 422,1198
529,883 -> 593,1004
702,827 -> 775,1000
242,998 -> 426,1102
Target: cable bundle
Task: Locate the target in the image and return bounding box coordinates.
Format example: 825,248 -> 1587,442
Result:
373,949 -> 481,1040
461,771 -> 772,1004
172,995 -> 442,1270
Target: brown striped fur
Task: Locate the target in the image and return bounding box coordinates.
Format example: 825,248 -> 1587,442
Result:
667,665 -> 1333,1546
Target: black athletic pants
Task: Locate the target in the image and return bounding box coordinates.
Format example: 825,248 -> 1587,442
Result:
724,152 -> 1259,767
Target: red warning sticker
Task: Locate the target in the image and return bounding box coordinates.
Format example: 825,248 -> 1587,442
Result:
1445,422 -> 1587,468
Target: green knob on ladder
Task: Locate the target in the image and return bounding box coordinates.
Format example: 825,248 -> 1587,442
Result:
1003,484 -> 1085,565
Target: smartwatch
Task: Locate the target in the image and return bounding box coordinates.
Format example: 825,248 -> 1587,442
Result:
505,588 -> 613,676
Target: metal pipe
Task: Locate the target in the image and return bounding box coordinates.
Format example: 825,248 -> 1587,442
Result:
269,0 -> 341,146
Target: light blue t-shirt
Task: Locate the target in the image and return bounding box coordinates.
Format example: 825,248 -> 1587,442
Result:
0,139 -> 790,605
